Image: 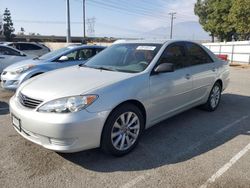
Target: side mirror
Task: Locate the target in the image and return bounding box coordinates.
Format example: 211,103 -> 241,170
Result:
154,63 -> 174,74
58,56 -> 69,62
20,52 -> 26,56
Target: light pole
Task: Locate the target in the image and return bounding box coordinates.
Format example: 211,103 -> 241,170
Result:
66,0 -> 71,43
83,0 -> 86,38
169,12 -> 176,39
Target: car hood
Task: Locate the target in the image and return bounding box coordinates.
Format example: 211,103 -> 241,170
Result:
4,59 -> 47,71
19,66 -> 135,101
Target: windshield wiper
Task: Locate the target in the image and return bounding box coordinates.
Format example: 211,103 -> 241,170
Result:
78,63 -> 87,67
33,57 -> 40,60
93,66 -> 117,72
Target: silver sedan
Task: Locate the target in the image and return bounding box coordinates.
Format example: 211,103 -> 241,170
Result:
9,40 -> 230,156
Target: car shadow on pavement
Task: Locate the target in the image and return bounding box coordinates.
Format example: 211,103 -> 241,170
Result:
60,93 -> 249,172
0,101 -> 9,115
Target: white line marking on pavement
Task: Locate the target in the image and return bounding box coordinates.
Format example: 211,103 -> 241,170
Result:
175,115 -> 249,160
200,142 -> 250,188
216,116 -> 249,135
121,115 -> 249,188
120,174 -> 146,188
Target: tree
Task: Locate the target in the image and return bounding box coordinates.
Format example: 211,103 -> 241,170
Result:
229,0 -> 250,40
20,27 -> 25,35
3,8 -> 15,41
195,0 -> 234,42
194,0 -> 216,42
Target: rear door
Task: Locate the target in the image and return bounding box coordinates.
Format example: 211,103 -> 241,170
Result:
149,42 -> 193,123
185,42 -> 217,103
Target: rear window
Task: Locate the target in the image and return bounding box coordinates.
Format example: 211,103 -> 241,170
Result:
185,42 -> 213,65
17,43 -> 42,51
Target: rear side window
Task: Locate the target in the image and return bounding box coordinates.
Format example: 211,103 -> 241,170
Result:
95,48 -> 104,54
17,43 -> 42,51
159,43 -> 187,69
0,46 -> 21,56
185,42 -> 213,66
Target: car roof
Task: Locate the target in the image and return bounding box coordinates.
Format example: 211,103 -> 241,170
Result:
113,39 -> 203,46
67,45 -> 106,50
113,39 -> 168,45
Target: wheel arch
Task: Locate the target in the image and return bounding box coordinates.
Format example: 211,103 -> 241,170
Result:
215,79 -> 223,89
100,99 -> 147,147
30,72 -> 44,78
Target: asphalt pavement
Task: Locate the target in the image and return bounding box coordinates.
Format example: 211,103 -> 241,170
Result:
0,67 -> 250,188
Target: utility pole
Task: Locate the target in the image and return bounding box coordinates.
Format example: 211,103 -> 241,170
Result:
83,0 -> 86,38
169,12 -> 176,39
66,0 -> 71,43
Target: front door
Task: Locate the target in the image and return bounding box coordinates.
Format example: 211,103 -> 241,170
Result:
149,42 -> 193,124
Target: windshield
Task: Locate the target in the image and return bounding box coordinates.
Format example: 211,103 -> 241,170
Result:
38,47 -> 71,60
84,43 -> 162,73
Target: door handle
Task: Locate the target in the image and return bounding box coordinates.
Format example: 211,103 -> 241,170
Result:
0,57 -> 5,59
185,74 -> 191,80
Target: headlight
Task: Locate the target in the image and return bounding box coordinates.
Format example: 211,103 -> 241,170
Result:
38,95 -> 98,113
10,65 -> 35,75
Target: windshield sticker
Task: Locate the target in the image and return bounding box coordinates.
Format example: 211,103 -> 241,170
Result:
136,46 -> 156,51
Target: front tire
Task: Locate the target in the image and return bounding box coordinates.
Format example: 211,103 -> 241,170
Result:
202,82 -> 222,111
101,103 -> 144,156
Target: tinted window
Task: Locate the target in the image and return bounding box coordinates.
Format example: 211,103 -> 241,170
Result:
61,50 -> 78,61
95,48 -> 104,54
159,43 -> 187,69
185,42 -> 213,65
78,48 -> 95,60
17,43 -> 42,51
0,46 -> 21,56
39,47 -> 69,60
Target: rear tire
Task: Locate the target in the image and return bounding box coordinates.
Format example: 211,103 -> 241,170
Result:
202,82 -> 222,111
101,103 -> 144,156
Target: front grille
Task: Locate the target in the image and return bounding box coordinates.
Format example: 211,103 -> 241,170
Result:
19,93 -> 43,109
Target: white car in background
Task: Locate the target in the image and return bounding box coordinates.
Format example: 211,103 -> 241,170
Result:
0,45 -> 31,74
4,42 -> 50,57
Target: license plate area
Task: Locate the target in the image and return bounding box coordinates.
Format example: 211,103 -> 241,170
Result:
12,114 -> 21,132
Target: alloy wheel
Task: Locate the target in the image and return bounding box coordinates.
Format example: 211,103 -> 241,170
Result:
210,85 -> 221,109
111,112 -> 140,151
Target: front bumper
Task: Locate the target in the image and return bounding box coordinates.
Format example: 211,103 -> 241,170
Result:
9,96 -> 110,152
1,72 -> 23,90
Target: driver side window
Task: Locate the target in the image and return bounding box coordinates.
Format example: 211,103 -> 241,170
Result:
58,50 -> 78,62
159,43 -> 187,70
65,50 -> 78,61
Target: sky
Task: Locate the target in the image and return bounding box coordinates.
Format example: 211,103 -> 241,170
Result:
0,0 -> 202,38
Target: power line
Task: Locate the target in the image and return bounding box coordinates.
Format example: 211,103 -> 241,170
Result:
86,0 -> 168,21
